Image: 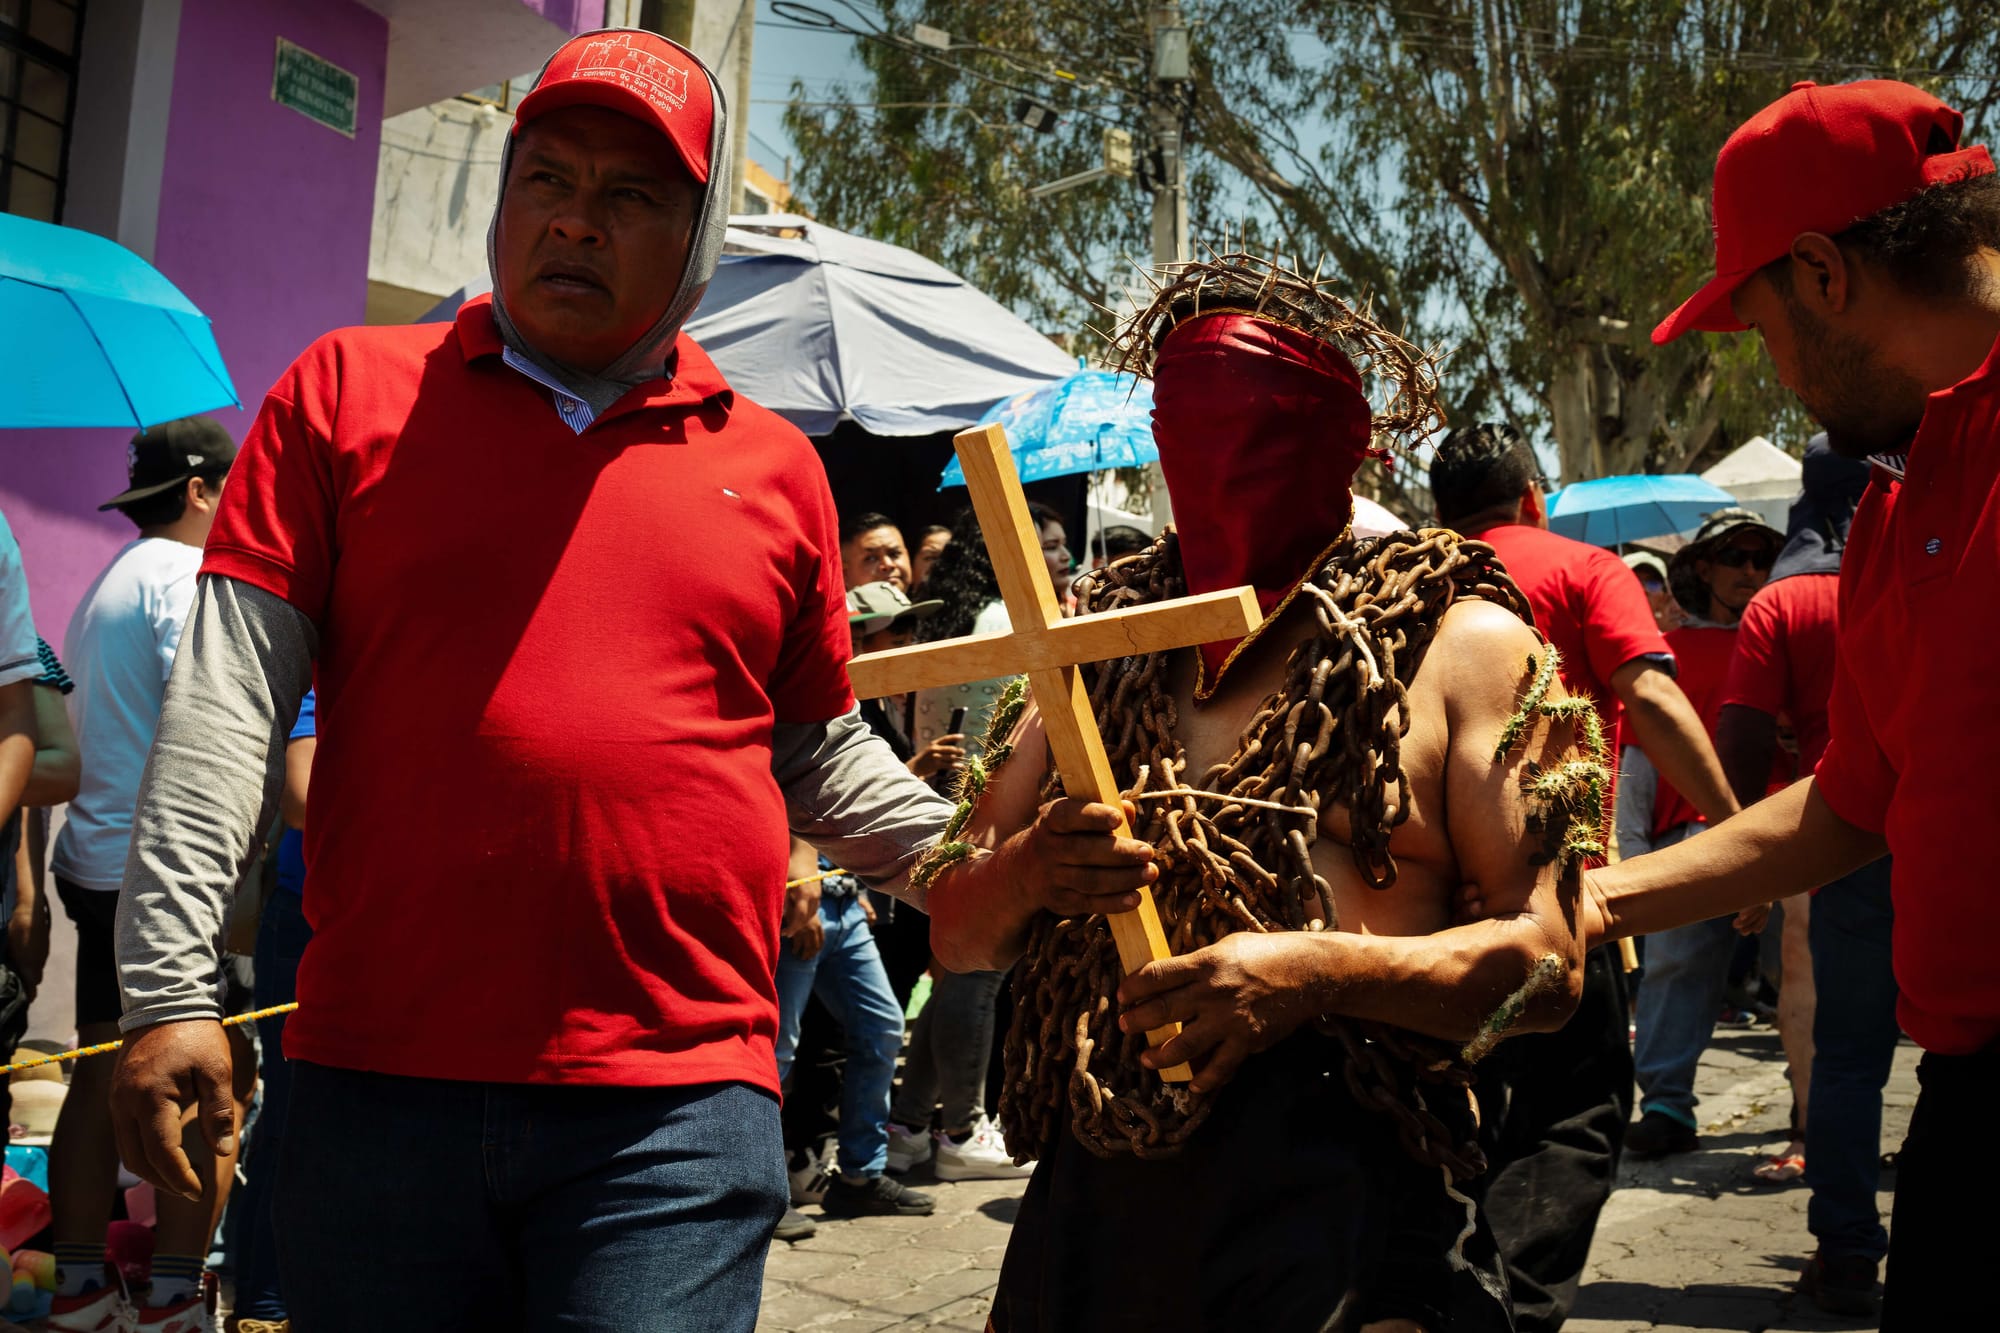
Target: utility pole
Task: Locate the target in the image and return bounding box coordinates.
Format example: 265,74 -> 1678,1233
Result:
641,0 -> 696,44
1144,3 -> 1192,527
729,0 -> 755,213
1147,3 -> 1191,269
641,0 -> 754,213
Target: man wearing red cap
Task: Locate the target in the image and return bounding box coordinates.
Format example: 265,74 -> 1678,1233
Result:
100,29 -> 1150,1330
1577,78 -> 2000,1323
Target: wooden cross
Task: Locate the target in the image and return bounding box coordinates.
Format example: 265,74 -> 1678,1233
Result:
848,423 -> 1260,1083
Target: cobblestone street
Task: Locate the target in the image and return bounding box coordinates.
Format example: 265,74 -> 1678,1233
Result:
759,1027 -> 1918,1332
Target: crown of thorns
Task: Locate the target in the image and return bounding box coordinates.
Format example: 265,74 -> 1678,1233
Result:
1108,250 -> 1447,456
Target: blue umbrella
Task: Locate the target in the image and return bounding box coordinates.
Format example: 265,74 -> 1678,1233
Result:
0,212 -> 239,429
939,369 -> 1156,489
1547,474 -> 1739,546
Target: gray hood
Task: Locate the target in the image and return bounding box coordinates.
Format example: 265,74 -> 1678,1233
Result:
484,28 -> 733,417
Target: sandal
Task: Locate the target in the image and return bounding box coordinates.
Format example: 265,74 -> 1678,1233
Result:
1752,1150 -> 1806,1185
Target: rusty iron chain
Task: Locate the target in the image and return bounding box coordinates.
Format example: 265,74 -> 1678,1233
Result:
997,527 -> 1532,1178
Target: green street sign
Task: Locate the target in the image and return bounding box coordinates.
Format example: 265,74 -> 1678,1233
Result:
272,37 -> 358,139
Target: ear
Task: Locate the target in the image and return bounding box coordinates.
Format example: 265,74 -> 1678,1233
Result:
1785,233 -> 1853,316
1519,484 -> 1546,528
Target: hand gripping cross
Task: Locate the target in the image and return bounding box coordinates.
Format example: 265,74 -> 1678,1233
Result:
848,424 -> 1260,1083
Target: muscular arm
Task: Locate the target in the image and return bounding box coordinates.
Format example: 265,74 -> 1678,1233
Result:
1715,702 -> 1780,812
1584,775 -> 1884,942
1612,659 -> 1739,825
1364,601 -> 1589,1038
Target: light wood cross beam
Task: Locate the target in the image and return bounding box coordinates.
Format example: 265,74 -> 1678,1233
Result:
849,423 -> 1261,1083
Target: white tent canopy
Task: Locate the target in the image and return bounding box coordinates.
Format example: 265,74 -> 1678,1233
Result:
1702,436 -> 1801,531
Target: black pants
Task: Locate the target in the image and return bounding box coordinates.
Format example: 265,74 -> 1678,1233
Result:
1880,1047 -> 1991,1328
1468,944 -> 1634,1333
993,1033 -> 1512,1332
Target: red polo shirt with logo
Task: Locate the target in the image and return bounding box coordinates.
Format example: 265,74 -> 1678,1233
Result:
202,297 -> 855,1090
1816,333 -> 2000,1055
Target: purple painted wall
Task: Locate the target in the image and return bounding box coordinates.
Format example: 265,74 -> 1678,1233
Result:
524,0 -> 608,29
0,0 -> 387,643
155,0 -> 389,444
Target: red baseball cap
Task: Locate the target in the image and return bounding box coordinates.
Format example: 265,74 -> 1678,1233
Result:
513,30 -> 715,185
1653,79 -> 1994,345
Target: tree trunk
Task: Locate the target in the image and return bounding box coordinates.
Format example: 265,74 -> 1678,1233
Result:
1546,340 -> 1712,483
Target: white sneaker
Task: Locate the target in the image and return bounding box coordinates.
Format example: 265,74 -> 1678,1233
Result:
47,1281 -> 136,1332
932,1115 -> 1033,1181
788,1142 -> 837,1205
885,1121 -> 933,1175
133,1291 -> 212,1333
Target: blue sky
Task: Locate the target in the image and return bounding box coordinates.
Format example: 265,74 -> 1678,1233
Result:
743,2 -> 870,183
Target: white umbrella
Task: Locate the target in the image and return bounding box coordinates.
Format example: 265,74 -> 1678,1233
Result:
1702,436 -> 1801,532
422,215 -> 1075,437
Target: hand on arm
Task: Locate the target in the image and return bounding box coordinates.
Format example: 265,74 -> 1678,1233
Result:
1613,659 -> 1740,825
1119,603 -> 1589,1083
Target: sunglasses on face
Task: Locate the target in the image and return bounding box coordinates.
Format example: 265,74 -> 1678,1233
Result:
1710,544 -> 1775,571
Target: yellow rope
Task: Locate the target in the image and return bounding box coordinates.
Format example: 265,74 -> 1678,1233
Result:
783,866 -> 851,889
0,1003 -> 300,1076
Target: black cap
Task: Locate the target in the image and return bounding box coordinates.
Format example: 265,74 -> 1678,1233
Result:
99,416 -> 236,511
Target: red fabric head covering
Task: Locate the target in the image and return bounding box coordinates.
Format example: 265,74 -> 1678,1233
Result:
1150,311 -> 1372,696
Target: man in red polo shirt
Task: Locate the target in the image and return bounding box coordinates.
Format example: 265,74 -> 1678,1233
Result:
100,29 -> 1154,1331
1580,78 -> 2000,1326
1429,423 -> 1741,1332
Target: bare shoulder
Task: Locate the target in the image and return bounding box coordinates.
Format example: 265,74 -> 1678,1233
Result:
1424,598 -> 1549,717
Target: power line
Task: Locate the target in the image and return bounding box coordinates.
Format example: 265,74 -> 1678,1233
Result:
747,127 -> 791,161
766,2 -> 1130,127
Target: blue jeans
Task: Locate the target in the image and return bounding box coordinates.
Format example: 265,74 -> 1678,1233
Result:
1805,857 -> 1898,1262
1633,825 -> 1737,1126
274,1064 -> 784,1331
774,893 -> 903,1178
234,889 -> 312,1320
